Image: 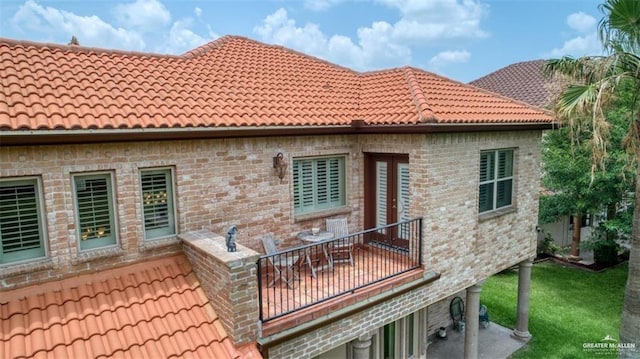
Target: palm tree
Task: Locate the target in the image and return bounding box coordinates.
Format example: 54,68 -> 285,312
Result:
545,0 -> 639,355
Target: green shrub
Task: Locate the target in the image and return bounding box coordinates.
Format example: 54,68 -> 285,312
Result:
537,232 -> 560,255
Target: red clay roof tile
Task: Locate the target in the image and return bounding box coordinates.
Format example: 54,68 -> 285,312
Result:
0,36 -> 552,133
0,255 -> 259,359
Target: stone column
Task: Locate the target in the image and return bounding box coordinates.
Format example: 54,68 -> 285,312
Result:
464,282 -> 483,359
513,257 -> 533,339
352,334 -> 372,359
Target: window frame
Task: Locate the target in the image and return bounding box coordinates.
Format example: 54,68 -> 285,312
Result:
0,177 -> 47,265
139,167 -> 177,240
479,148 -> 515,214
293,155 -> 347,216
372,308 -> 426,359
72,172 -> 118,251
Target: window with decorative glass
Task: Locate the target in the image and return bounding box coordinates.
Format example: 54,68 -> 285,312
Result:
293,156 -> 346,215
0,178 -> 46,264
479,149 -> 514,213
140,168 -> 176,239
73,173 -> 117,250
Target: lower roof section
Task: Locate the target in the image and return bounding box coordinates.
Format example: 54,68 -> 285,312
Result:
0,254 -> 261,359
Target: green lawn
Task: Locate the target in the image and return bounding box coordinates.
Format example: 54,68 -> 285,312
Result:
481,260 -> 628,359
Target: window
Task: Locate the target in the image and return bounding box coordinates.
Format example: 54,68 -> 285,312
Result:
293,156 -> 346,215
140,168 -> 176,239
570,214 -> 591,228
74,173 -> 117,250
373,309 -> 425,359
479,149 -> 514,213
0,178 -> 46,264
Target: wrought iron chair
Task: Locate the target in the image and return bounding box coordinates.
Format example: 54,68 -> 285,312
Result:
450,296 -> 464,331
325,217 -> 354,266
261,234 -> 300,289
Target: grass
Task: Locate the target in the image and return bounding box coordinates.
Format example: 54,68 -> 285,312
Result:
481,260 -> 628,359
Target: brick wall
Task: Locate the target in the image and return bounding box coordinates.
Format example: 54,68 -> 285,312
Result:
264,276 -> 435,358
179,230 -> 260,345
1,130 -> 543,355
0,136 -> 359,289
265,130 -> 543,358
427,290 -> 466,335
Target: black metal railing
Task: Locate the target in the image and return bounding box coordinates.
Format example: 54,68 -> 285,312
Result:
257,218 -> 423,322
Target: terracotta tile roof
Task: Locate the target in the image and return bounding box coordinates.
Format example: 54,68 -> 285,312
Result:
0,35 -> 552,132
0,255 -> 260,359
469,59 -> 554,109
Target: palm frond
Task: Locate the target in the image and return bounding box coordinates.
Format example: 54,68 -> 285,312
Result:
599,0 -> 640,55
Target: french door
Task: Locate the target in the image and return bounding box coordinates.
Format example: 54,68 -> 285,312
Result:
365,153 -> 410,249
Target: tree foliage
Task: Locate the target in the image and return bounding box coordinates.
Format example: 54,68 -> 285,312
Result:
544,0 -> 640,352
539,79 -> 636,226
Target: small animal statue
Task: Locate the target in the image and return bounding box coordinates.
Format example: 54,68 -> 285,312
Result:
226,225 -> 238,252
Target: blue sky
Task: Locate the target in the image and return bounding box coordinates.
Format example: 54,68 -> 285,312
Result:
0,0 -> 605,82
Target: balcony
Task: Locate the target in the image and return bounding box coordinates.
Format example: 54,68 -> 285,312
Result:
257,218 -> 423,322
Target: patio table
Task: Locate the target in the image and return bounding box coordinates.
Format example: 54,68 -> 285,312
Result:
297,230 -> 334,278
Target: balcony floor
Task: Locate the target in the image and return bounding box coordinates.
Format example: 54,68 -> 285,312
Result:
260,245 -> 418,322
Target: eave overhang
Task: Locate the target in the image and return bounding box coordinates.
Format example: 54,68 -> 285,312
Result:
0,122 -> 556,146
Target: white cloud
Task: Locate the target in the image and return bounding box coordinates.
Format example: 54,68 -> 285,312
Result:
567,12 -> 596,33
8,0 -> 217,55
11,0 -> 145,50
546,33 -> 602,58
254,8 -> 329,56
377,0 -> 489,42
156,18 -> 215,55
113,0 -> 171,30
194,7 -> 202,18
429,50 -> 471,67
356,21 -> 412,65
545,12 -> 602,58
254,8 -> 412,70
304,0 -> 344,11
254,1 -> 488,72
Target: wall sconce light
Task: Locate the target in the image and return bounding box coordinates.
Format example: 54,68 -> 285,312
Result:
273,152 -> 288,181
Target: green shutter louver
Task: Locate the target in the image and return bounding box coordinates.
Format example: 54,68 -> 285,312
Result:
140,169 -> 176,239
497,150 -> 513,178
75,174 -> 117,250
316,160 -> 328,205
293,156 -> 346,215
0,179 -> 45,263
329,158 -> 342,205
376,161 -> 388,228
479,149 -> 514,213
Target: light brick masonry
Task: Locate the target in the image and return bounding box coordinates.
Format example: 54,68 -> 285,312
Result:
180,229 -> 260,345
1,129 -> 543,357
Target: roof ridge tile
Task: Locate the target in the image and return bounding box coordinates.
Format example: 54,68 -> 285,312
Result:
402,67 -> 435,122
0,37 -> 181,60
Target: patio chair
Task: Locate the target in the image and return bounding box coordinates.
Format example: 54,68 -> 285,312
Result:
479,303 -> 490,328
261,234 -> 300,289
326,217 -> 354,266
450,296 -> 464,331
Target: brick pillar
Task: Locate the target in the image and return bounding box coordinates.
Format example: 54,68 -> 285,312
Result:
513,257 -> 533,339
180,230 -> 260,345
464,281 -> 483,359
